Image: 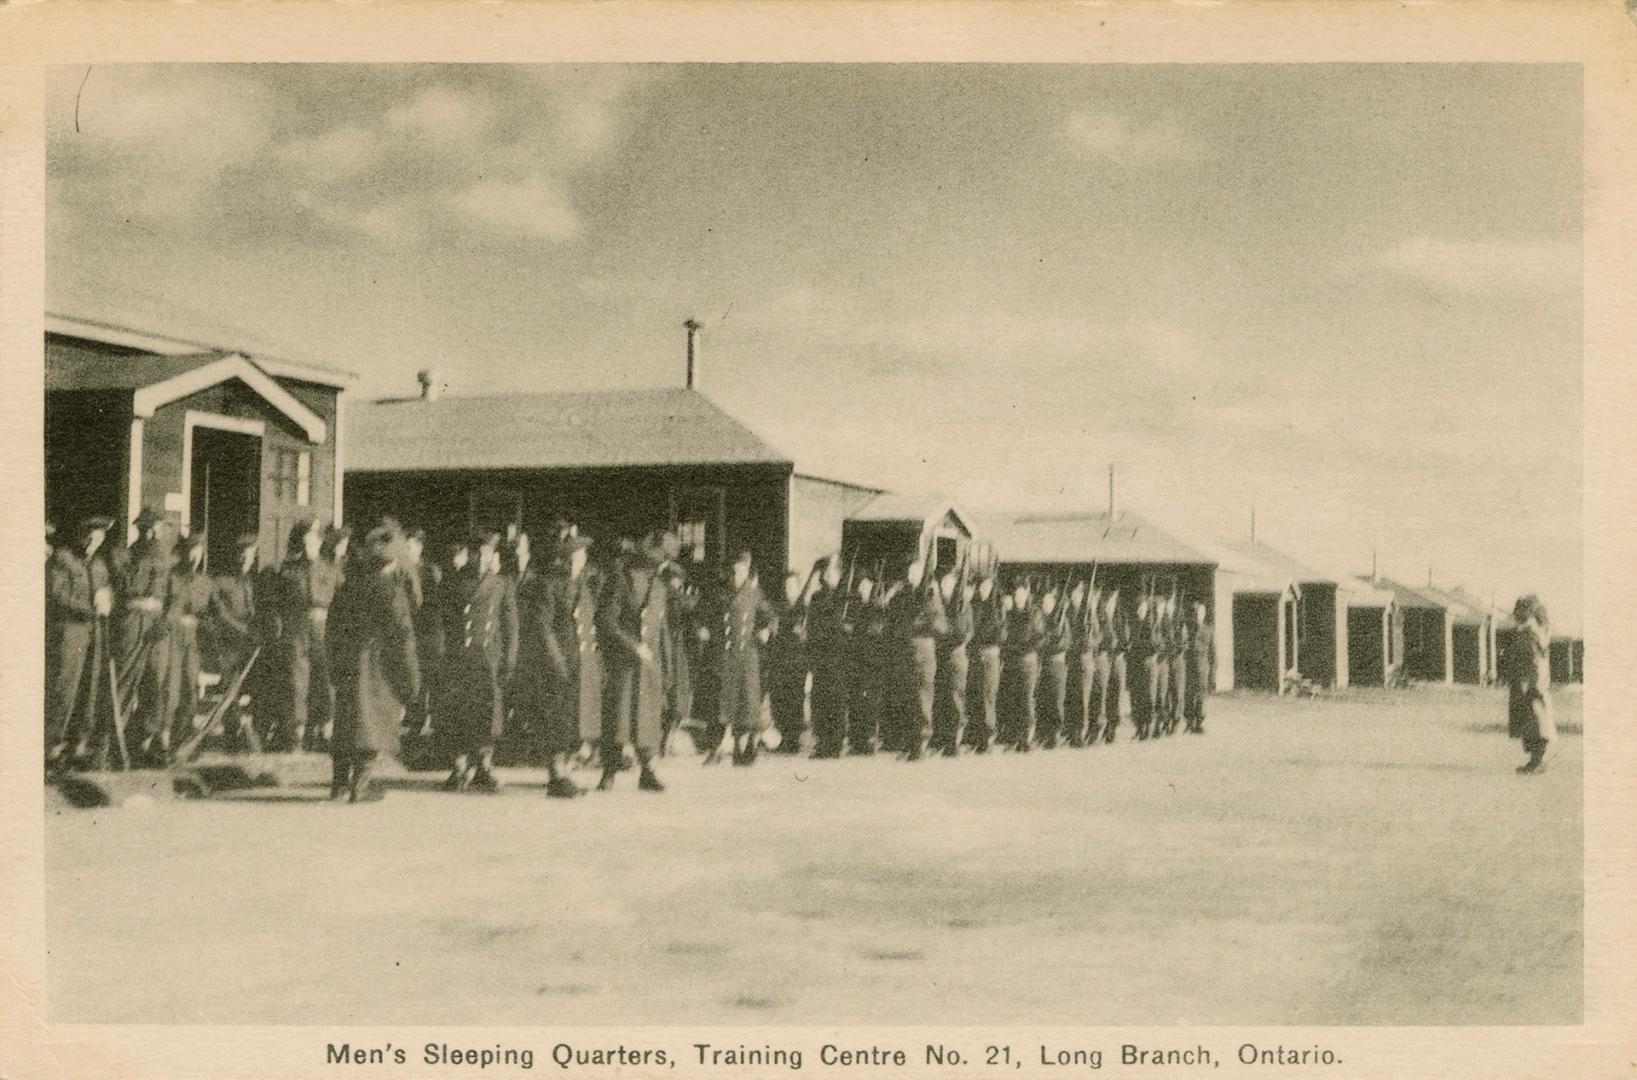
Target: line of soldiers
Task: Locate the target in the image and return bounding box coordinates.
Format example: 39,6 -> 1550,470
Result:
46,507 -> 1215,803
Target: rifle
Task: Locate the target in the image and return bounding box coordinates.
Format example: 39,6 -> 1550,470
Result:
99,615 -> 132,770
839,551 -> 858,621
177,645 -> 263,762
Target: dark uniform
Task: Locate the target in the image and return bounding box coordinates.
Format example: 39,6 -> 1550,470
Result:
503,544 -> 544,752
1036,599 -> 1072,748
598,548 -> 668,790
206,539 -> 275,747
161,547 -> 214,759
404,551 -> 443,745
279,541 -> 341,751
966,585 -> 1005,752
886,576 -> 948,759
1166,610 -> 1190,737
933,584 -> 973,755
45,526 -> 114,763
1131,606 -> 1159,740
532,551 -> 603,756
806,580 -> 851,758
1069,593 -> 1104,746
767,584 -> 810,753
1102,598 -> 1132,744
846,586 -> 888,754
1000,599 -> 1045,749
327,522 -> 420,802
111,522 -> 173,751
437,550 -> 518,785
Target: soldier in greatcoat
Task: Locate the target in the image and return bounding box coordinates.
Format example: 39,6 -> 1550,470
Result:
528,532 -> 602,798
326,517 -> 420,803
1100,588 -> 1130,744
1184,600 -> 1214,734
1129,596 -> 1158,740
597,532 -> 669,792
657,534 -> 697,755
714,550 -> 776,765
111,506 -> 174,760
767,568 -> 814,755
154,531 -> 213,764
1036,585 -> 1071,749
502,530 -> 541,754
1068,582 -> 1104,747
965,573 -> 1005,752
45,515 -> 115,770
1504,595 -> 1557,774
206,532 -> 274,749
999,580 -> 1045,751
277,518 -> 339,752
931,567 -> 973,756
400,528 -> 443,751
805,556 -> 851,759
437,531 -> 518,792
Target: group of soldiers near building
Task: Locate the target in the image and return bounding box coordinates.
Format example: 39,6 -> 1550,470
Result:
45,506 -> 1215,803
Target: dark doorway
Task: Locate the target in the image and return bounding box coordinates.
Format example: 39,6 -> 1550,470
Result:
1233,593 -> 1280,692
1451,624 -> 1481,684
191,427 -> 261,574
1348,607 -> 1386,686
935,535 -> 959,577
1401,609 -> 1445,682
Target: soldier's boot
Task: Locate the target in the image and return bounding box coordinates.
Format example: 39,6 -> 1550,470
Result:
349,759 -> 385,803
1517,743 -> 1547,774
469,749 -> 502,793
596,749 -> 620,790
443,754 -> 471,793
329,755 -> 350,800
546,756 -> 585,798
636,751 -> 665,793
288,724 -> 306,754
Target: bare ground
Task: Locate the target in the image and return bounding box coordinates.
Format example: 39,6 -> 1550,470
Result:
45,686 -> 1581,1026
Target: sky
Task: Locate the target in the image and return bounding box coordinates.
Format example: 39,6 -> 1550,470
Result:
45,63 -> 1583,631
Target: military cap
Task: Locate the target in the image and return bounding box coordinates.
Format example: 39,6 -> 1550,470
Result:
79,514 -> 114,533
555,531 -> 591,559
131,505 -> 162,529
364,516 -> 403,546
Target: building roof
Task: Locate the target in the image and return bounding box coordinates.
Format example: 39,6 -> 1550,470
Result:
46,312 -> 356,388
848,492 -> 978,534
1416,583 -> 1495,627
46,349 -> 225,392
1372,576 -> 1467,616
346,388 -> 791,473
985,510 -> 1216,567
1222,540 -> 1395,608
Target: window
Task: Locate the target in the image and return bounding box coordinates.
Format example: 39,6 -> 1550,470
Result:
296,451 -> 311,506
270,448 -> 305,504
676,520 -> 707,561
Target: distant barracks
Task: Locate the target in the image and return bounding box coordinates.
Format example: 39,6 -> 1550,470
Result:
43,315 -> 1583,797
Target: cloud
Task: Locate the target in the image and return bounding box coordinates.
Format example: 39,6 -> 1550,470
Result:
1376,237 -> 1579,295
386,84 -> 490,139
453,175 -> 579,241
275,124 -> 381,182
1063,109 -> 1197,166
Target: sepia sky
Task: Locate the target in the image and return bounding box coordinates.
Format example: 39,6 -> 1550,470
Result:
45,64 -> 1583,630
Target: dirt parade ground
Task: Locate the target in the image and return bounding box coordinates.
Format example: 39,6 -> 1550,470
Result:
44,687 -> 1581,1027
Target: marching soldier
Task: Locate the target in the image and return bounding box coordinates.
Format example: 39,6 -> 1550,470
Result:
805,555 -> 851,759
597,532 -> 669,792
999,579 -> 1044,751
502,530 -> 541,753
846,572 -> 887,755
154,531 -> 213,764
45,515 -> 115,770
716,550 -> 776,765
327,517 -> 421,803
112,506 -> 174,762
931,567 -> 973,756
885,554 -> 948,761
207,533 -> 273,749
1099,588 -> 1130,743
527,530 -> 602,798
966,572 -> 1005,753
278,518 -> 339,752
1185,600 -> 1213,734
1036,585 -> 1071,749
1505,595 -> 1556,774
437,531 -> 517,792
767,568 -> 813,755
657,533 -> 696,755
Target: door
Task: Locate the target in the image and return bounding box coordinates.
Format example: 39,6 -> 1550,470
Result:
190,427 -> 262,574
670,485 -> 726,568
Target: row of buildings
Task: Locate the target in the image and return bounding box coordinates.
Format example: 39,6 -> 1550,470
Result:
43,314 -> 1585,692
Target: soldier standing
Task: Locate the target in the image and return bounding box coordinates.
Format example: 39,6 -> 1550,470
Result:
1101,589 -> 1130,744
805,556 -> 851,759
1130,596 -> 1158,740
1069,582 -> 1104,747
656,533 -> 695,756
767,568 -> 813,755
528,531 -> 602,798
278,518 -> 339,752
597,532 -> 669,792
966,573 -> 1005,753
155,532 -> 213,764
327,517 -> 420,803
1505,595 -> 1556,774
437,532 -> 518,792
1036,585 -> 1071,749
886,554 -> 948,761
401,528 -> 444,754
1167,597 -> 1190,737
846,573 -> 887,755
932,567 -> 973,756
112,507 -> 174,762
45,515 -> 115,770
999,580 -> 1045,751
716,551 -> 775,766
207,533 -> 273,749
1185,600 -> 1213,734
502,531 -> 540,756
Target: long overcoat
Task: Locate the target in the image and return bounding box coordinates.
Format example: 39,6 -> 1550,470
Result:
599,558 -> 668,751
328,561 -> 420,757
